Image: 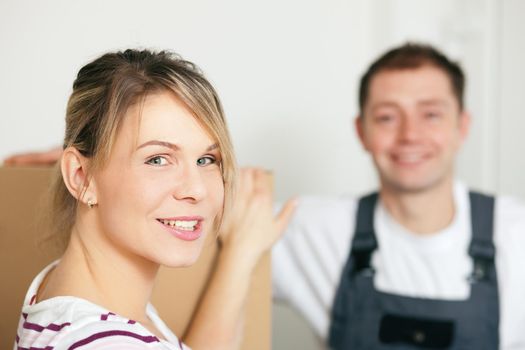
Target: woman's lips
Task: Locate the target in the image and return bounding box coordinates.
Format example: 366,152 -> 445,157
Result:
156,216 -> 204,241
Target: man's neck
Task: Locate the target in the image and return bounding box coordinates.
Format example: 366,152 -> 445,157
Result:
379,178 -> 456,235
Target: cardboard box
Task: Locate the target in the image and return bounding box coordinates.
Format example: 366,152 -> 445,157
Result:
0,166 -> 270,349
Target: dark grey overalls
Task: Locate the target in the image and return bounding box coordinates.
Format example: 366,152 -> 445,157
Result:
329,192 -> 499,349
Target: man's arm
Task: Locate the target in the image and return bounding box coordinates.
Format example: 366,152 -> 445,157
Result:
3,147 -> 62,166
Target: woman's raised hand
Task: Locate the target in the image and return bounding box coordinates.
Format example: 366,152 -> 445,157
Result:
219,168 -> 296,267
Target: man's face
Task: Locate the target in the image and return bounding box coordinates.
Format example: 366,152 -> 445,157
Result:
356,65 -> 470,193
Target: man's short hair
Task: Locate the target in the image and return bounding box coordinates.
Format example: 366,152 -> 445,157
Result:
358,43 -> 465,113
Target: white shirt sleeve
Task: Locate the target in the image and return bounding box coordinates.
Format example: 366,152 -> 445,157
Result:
272,195 -> 356,338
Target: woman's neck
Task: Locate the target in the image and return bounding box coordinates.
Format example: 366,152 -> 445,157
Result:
379,178 -> 456,235
38,218 -> 159,323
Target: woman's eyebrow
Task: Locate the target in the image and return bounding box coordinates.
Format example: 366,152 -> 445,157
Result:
136,140 -> 219,152
136,140 -> 179,151
207,143 -> 219,152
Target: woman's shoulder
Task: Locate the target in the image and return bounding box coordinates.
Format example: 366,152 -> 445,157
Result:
17,297 -> 184,349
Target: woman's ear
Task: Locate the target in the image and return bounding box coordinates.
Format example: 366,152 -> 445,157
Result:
61,147 -> 97,206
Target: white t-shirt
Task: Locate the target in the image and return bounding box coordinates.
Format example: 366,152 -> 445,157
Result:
15,262 -> 190,350
272,182 -> 525,349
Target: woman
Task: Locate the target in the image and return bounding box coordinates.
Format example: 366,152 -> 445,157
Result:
14,49 -> 295,349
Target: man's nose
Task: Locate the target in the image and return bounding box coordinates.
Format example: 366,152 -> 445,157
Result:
398,114 -> 421,142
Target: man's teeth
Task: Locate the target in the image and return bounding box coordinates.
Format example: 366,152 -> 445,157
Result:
396,154 -> 424,163
160,219 -> 198,231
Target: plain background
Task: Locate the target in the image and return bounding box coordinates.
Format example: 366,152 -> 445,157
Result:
1,1 -> 523,349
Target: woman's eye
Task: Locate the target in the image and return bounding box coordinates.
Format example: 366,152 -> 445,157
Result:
146,156 -> 169,166
196,156 -> 216,167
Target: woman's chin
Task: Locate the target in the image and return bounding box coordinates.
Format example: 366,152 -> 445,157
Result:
157,248 -> 203,268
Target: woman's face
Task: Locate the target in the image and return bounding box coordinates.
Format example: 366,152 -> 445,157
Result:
92,91 -> 224,267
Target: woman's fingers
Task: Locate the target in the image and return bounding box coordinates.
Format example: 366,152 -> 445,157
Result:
238,168 -> 256,201
276,198 -> 297,234
253,169 -> 272,197
219,167 -> 297,264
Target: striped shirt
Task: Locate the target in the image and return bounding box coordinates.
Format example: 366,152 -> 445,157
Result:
15,262 -> 190,350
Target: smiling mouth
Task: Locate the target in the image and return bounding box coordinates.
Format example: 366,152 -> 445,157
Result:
157,219 -> 199,231
392,152 -> 429,164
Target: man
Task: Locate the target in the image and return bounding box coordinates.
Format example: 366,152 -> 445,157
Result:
272,43 -> 525,349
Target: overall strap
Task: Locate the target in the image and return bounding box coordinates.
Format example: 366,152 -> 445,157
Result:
468,192 -> 496,282
328,192 -> 379,349
351,192 -> 379,274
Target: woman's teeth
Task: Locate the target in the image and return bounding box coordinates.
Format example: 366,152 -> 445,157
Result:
159,219 -> 198,231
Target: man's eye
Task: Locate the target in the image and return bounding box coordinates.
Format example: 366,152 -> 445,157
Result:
425,111 -> 441,119
146,156 -> 169,166
376,115 -> 394,123
196,156 -> 216,167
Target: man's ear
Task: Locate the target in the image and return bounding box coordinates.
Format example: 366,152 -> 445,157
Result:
354,114 -> 369,151
61,147 -> 96,206
458,110 -> 471,144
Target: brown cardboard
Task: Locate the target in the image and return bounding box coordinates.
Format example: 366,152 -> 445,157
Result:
0,166 -> 270,349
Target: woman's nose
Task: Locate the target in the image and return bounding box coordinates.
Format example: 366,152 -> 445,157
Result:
172,165 -> 207,203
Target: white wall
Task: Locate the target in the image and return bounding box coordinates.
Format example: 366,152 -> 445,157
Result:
1,1 -> 522,201
499,0 -> 525,199
1,1 -> 523,349
0,0 -> 374,200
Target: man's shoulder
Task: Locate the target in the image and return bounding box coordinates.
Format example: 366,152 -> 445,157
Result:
461,185 -> 525,229
496,193 -> 525,210
483,193 -> 525,252
461,184 -> 525,219
496,194 -> 525,226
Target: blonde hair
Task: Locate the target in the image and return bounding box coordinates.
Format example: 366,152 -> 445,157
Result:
47,49 -> 236,251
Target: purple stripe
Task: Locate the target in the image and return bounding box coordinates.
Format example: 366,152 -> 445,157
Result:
17,346 -> 54,350
23,322 -> 44,332
100,312 -> 115,321
127,320 -> 136,324
47,323 -> 71,331
23,321 -> 71,332
69,330 -> 159,349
